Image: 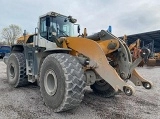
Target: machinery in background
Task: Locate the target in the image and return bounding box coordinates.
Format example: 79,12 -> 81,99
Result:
120,30 -> 160,67
147,52 -> 160,66
122,35 -> 145,67
142,40 -> 160,66
0,45 -> 10,58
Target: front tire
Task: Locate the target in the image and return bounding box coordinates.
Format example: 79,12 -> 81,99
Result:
40,53 -> 86,112
7,53 -> 28,87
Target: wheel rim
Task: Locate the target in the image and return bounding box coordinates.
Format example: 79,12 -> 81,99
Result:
9,63 -> 15,79
44,69 -> 58,96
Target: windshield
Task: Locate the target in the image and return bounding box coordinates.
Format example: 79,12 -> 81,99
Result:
50,16 -> 74,37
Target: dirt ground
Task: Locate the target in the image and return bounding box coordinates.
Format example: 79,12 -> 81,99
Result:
0,60 -> 159,119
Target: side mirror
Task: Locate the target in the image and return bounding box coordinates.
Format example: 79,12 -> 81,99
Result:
46,16 -> 50,27
77,25 -> 80,34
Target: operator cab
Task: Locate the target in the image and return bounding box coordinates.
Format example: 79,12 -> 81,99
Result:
39,12 -> 77,42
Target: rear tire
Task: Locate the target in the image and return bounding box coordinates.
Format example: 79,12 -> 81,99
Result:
7,53 -> 28,87
40,53 -> 86,112
90,79 -> 116,98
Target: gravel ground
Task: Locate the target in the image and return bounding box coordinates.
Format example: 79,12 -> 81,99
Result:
0,60 -> 159,119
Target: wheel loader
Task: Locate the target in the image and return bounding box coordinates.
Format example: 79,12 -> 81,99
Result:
147,52 -> 160,66
6,11 -> 153,112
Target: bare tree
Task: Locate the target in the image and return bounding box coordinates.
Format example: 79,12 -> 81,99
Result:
1,24 -> 22,45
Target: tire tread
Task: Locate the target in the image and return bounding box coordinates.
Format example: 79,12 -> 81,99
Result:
40,53 -> 86,112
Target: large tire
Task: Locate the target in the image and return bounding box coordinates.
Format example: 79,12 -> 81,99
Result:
40,53 -> 86,112
90,79 -> 116,98
7,53 -> 28,87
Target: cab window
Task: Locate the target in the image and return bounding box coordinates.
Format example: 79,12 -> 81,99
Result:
40,17 -> 47,39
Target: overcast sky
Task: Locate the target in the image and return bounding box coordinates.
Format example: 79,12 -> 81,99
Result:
0,0 -> 160,37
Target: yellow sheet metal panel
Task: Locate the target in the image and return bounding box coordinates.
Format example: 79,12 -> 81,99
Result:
16,34 -> 34,44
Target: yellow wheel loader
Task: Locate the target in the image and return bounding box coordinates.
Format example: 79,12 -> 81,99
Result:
127,38 -> 145,67
6,12 -> 152,112
147,52 -> 160,66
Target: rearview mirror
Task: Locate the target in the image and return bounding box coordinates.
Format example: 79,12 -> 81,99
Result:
77,25 -> 80,34
46,16 -> 50,27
